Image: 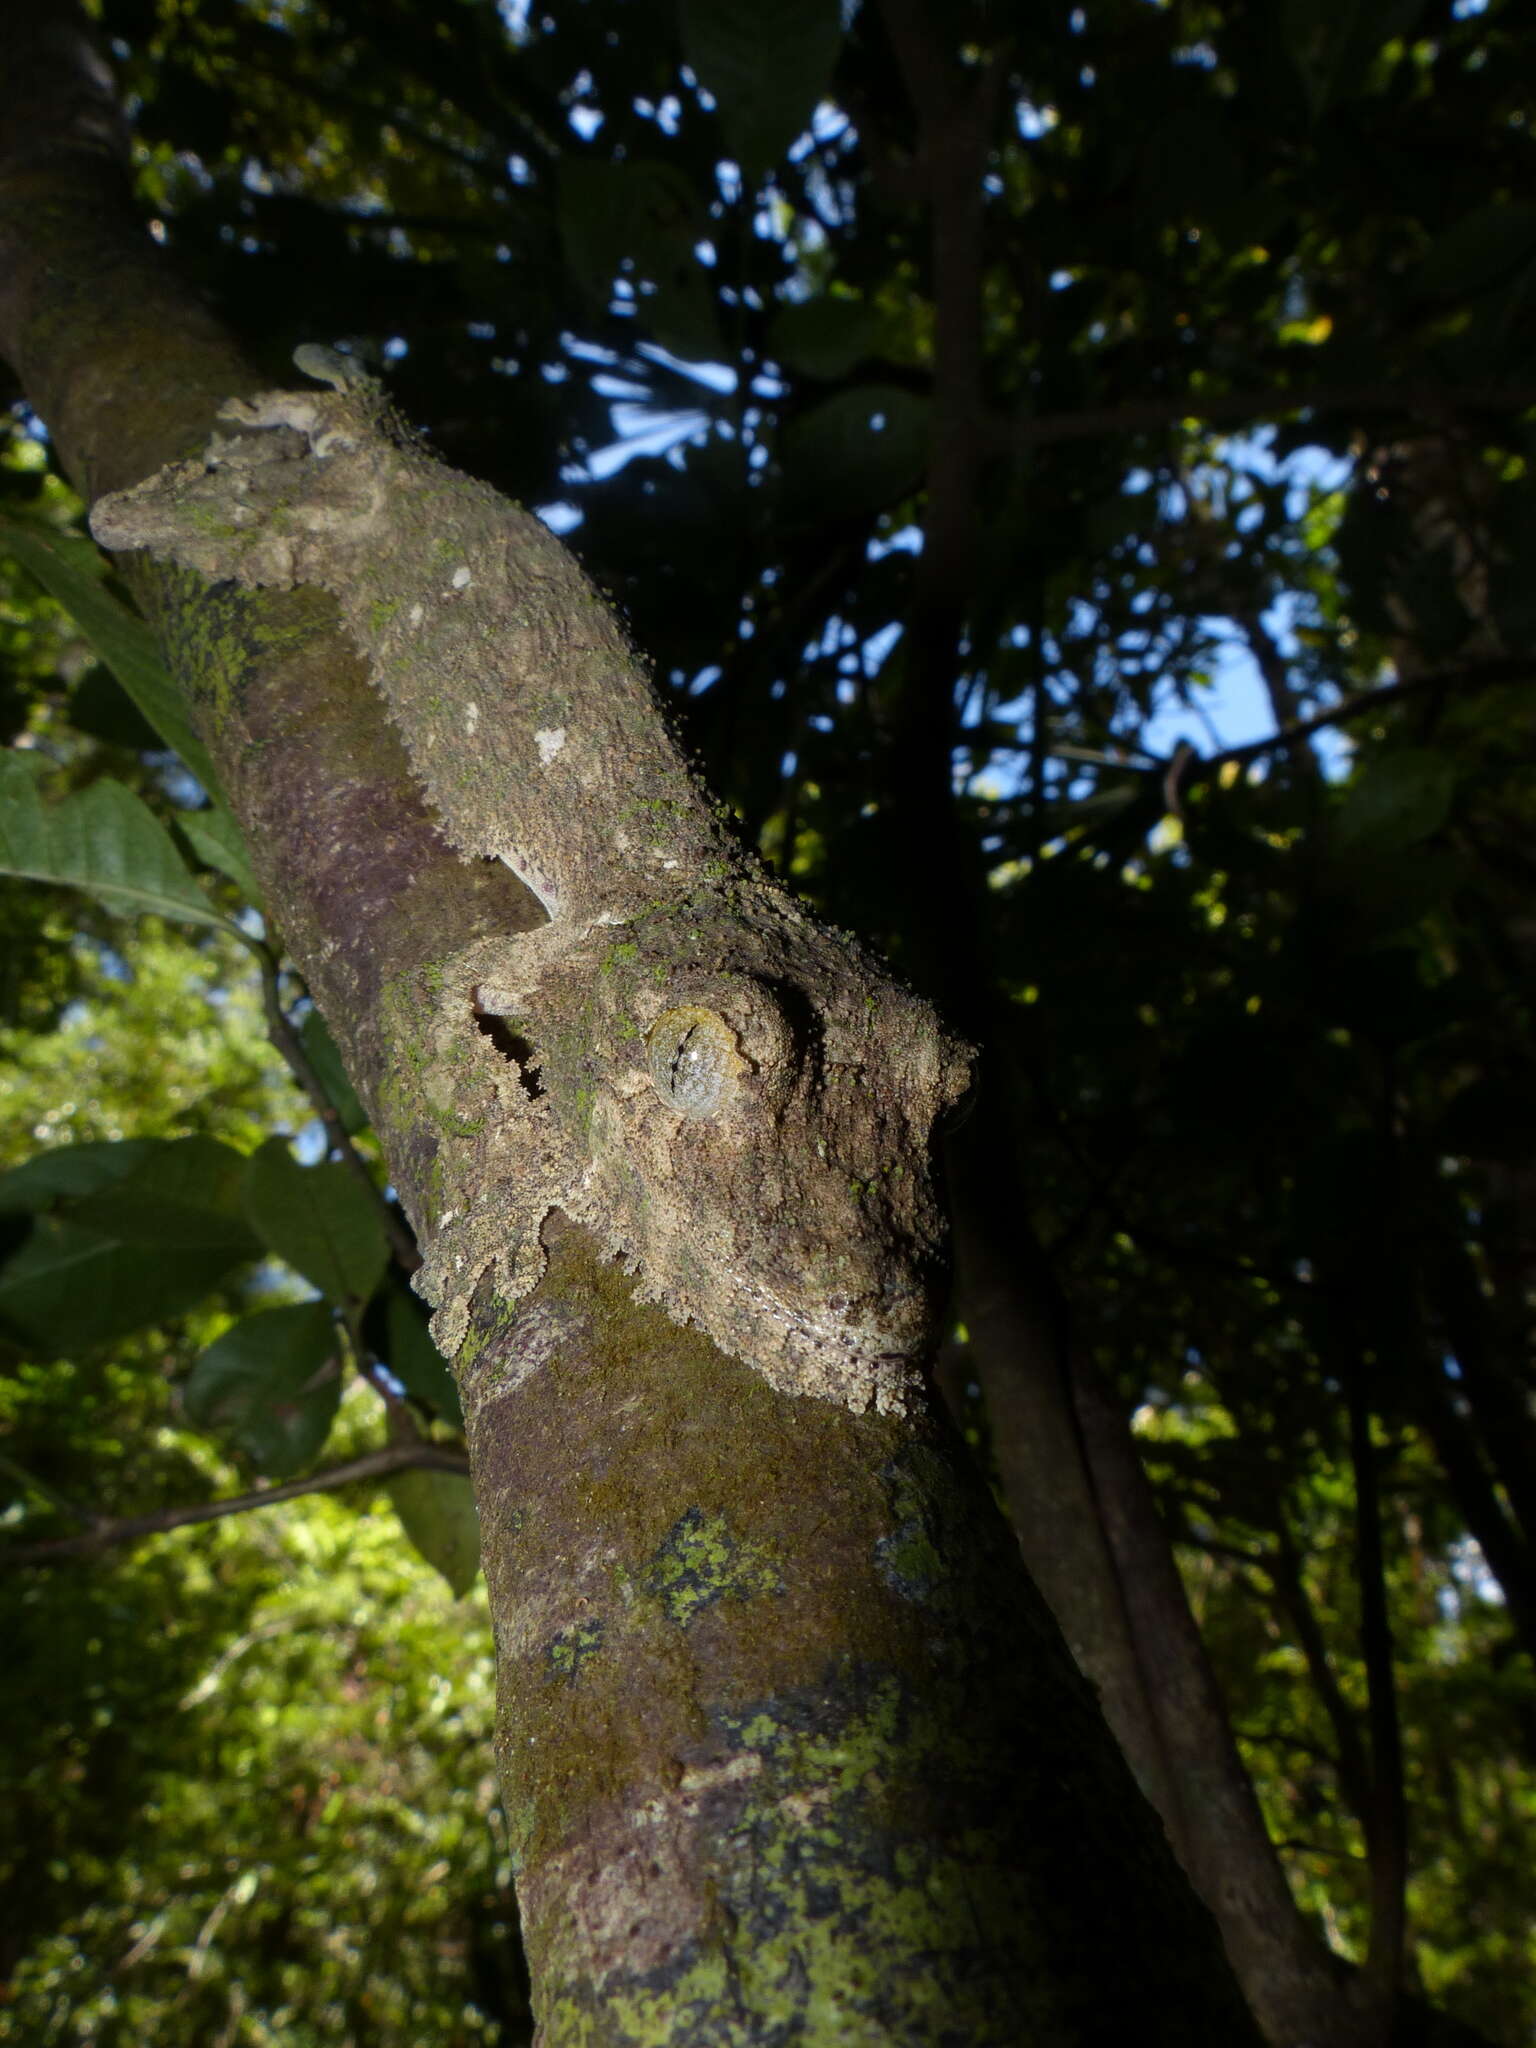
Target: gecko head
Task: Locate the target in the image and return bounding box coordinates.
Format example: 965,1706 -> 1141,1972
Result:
575,923 -> 975,1413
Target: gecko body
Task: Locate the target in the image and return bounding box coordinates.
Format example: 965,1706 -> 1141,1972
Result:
92,350 -> 971,1413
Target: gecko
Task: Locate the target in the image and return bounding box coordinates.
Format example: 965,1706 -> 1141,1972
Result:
91,347 -> 973,1414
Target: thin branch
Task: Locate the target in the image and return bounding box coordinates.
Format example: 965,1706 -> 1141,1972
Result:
4,1443 -> 468,1564
1010,381 -> 1536,453
0,1448 -> 92,1524
1165,656 -> 1536,794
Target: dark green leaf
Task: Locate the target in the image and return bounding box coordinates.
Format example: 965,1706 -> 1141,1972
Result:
67,666 -> 163,752
183,1302 -> 342,1476
241,1137 -> 388,1306
1333,749 -> 1455,855
768,296 -> 884,381
0,1138 -> 159,1215
0,512 -> 218,789
381,1281 -> 462,1430
66,1136 -> 261,1257
0,1215 -> 247,1354
680,0 -> 842,179
178,806 -> 260,903
299,1009 -> 369,1138
1411,203 -> 1536,303
386,1468 -> 480,1595
559,158 -> 718,358
781,387 -> 928,521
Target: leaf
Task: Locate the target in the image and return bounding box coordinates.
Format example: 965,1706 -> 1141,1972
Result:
768,296 -> 885,380
1333,749 -> 1455,855
0,511 -> 218,790
0,1137 -> 260,1352
183,1302 -> 342,1476
559,158 -> 719,360
241,1137 -> 388,1307
66,1136 -> 261,1258
178,805 -> 260,904
0,751 -> 233,930
1411,203 -> 1536,303
680,0 -> 843,179
0,1216 -> 248,1354
68,665 -> 163,751
387,1468 -> 480,1596
781,387 -> 929,521
1283,0 -> 1428,117
299,1009 -> 368,1138
380,1281 -> 462,1430
0,1138 -> 160,1215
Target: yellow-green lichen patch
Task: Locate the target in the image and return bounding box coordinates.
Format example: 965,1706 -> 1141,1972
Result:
530,1670 -> 1057,2047
644,1506 -> 786,1627
545,1616 -> 605,1685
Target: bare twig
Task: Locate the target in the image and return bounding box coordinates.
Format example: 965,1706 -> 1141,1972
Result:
1183,655 -> 1536,783
1010,382 -> 1536,453
4,1442 -> 468,1564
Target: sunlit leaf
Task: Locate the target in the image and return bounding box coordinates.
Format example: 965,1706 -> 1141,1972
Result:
0,751 -> 232,930
0,512 -> 217,789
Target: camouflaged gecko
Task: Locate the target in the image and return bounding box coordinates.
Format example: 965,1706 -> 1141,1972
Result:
91,347 -> 972,1414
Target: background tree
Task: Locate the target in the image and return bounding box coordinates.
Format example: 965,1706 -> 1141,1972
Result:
1,1 -> 1532,2044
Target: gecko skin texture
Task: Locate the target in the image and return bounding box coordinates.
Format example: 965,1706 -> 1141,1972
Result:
91,349 -> 973,1414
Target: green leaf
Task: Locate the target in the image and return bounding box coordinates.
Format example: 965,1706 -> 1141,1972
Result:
66,1135 -> 261,1258
680,0 -> 843,179
381,1281 -> 462,1430
241,1137 -> 388,1307
1334,749 -> 1455,855
183,1302 -> 342,1476
559,158 -> 718,360
0,751 -> 232,930
0,1137 -> 260,1352
1283,0 -> 1428,117
781,387 -> 929,521
0,1138 -> 160,1215
1411,203 -> 1536,303
67,665 -> 163,751
768,296 -> 885,381
0,1215 -> 247,1354
387,1467 -> 480,1596
178,805 -> 260,904
0,512 -> 218,790
299,1009 -> 368,1138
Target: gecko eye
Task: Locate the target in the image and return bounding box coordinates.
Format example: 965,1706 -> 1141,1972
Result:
647,1006 -> 744,1118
